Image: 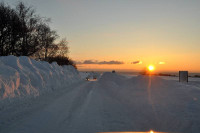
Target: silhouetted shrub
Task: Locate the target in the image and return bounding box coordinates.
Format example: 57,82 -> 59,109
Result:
47,56 -> 77,69
194,75 -> 200,78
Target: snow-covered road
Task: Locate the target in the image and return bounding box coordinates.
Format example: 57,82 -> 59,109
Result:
1,73 -> 200,133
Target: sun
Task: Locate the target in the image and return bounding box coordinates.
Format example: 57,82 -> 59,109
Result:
148,65 -> 155,72
150,130 -> 154,133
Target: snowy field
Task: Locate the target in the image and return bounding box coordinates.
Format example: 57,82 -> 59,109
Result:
1,56 -> 200,133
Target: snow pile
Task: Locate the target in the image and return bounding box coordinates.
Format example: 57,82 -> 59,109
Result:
0,56 -> 80,102
97,73 -> 200,132
99,72 -> 127,86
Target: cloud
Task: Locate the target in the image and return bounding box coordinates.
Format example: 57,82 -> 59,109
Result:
76,60 -> 124,65
98,61 -> 124,65
83,60 -> 97,64
132,61 -> 142,64
75,61 -> 83,64
158,61 -> 165,64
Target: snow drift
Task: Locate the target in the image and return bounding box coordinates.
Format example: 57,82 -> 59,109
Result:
97,72 -> 200,133
0,56 -> 80,102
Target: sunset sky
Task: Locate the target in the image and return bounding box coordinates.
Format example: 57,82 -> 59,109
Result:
4,0 -> 200,72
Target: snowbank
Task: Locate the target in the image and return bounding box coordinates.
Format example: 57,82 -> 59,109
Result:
0,56 -> 80,103
99,72 -> 127,85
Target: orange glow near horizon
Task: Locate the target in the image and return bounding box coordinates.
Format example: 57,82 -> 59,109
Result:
76,60 -> 200,73
98,130 -> 167,133
74,53 -> 200,73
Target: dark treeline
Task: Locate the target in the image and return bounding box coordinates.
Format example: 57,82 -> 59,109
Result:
0,2 -> 76,68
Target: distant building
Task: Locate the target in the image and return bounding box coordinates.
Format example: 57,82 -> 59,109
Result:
179,71 -> 188,82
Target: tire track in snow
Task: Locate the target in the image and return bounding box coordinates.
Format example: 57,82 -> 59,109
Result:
63,81 -> 104,132
1,81 -> 92,133
59,81 -> 95,126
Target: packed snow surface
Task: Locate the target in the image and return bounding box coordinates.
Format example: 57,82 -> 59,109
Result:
1,63 -> 200,133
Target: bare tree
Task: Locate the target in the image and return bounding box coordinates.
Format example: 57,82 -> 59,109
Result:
56,38 -> 69,57
0,2 -> 58,57
15,2 -> 42,56
36,23 -> 58,59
